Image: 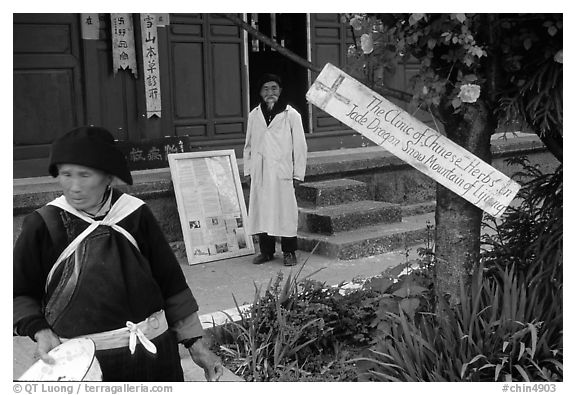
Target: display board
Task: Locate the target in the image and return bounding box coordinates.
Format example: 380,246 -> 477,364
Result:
168,150 -> 254,265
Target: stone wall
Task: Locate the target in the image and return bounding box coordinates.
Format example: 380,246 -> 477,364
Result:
13,134 -> 559,244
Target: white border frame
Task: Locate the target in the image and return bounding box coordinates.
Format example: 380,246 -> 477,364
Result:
168,150 -> 254,265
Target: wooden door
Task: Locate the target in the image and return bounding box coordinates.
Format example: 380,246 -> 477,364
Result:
165,14 -> 247,142
13,13 -> 85,178
309,13 -> 353,133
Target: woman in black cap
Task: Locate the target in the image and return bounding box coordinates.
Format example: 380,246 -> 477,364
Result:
243,73 -> 308,266
13,126 -> 223,381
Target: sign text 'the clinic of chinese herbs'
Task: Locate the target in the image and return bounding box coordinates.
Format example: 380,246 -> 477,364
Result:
306,63 -> 520,217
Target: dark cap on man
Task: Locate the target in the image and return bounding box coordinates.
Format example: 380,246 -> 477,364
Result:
256,73 -> 283,91
48,126 -> 133,185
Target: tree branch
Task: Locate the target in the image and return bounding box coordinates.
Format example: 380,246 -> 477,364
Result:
220,13 -> 322,73
221,13 -> 414,104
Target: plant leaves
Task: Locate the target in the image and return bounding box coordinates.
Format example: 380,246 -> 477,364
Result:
399,298 -> 420,318
453,13 -> 467,23
518,342 -> 526,361
393,285 -> 427,297
461,354 -> 486,379
386,264 -> 406,278
514,364 -> 531,381
365,276 -> 394,293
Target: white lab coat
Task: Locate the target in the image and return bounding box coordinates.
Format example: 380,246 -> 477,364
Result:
243,104 -> 308,237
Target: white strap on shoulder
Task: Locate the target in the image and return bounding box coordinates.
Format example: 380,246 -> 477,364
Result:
45,194 -> 145,290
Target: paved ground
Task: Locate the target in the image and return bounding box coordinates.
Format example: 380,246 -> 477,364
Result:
13,244 -> 418,382
181,245 -> 416,317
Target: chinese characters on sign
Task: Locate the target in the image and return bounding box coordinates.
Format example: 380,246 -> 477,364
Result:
80,14 -> 100,40
306,63 -> 521,218
111,13 -> 137,77
156,13 -> 170,27
140,14 -> 162,118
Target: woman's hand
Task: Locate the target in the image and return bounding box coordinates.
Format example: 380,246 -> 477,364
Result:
33,328 -> 61,364
187,339 -> 224,382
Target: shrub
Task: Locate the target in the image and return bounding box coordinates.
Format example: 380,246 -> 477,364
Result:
212,251 -> 384,381
354,161 -> 563,382
353,265 -> 563,381
482,159 -> 562,324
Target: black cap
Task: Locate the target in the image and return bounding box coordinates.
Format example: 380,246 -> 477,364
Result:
48,126 -> 133,185
256,73 -> 283,91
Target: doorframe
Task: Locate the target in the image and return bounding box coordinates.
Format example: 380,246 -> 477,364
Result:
242,13 -> 251,119
306,13 -> 313,134
241,13 -> 313,132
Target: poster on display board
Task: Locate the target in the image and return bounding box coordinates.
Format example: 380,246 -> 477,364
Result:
168,150 -> 254,265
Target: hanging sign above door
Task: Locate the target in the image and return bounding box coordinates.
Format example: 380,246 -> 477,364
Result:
111,13 -> 138,78
140,14 -> 162,118
80,14 -> 100,40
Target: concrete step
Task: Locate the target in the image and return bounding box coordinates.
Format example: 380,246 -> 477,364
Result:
401,200 -> 437,217
296,178 -> 369,208
298,200 -> 402,235
297,212 -> 435,260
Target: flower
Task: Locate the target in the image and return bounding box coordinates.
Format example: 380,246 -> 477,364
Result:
554,49 -> 563,64
350,16 -> 363,31
457,83 -> 481,103
360,33 -> 374,54
347,44 -> 356,57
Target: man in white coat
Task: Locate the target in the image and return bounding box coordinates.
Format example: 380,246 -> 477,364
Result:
243,73 -> 308,266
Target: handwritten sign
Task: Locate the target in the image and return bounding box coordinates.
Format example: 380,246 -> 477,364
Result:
306,63 -> 521,217
111,13 -> 138,77
140,14 -> 162,118
168,150 -> 254,265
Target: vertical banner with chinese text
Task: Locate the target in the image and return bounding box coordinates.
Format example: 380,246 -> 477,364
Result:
81,14 -> 100,40
140,14 -> 162,118
111,13 -> 138,77
156,13 -> 170,27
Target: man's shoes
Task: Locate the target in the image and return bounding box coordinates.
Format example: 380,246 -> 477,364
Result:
283,252 -> 298,266
252,253 -> 274,265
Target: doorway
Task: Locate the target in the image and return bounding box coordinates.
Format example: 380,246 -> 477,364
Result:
247,13 -> 309,131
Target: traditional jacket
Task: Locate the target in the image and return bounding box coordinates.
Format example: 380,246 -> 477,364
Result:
13,188 -> 203,346
243,103 -> 308,237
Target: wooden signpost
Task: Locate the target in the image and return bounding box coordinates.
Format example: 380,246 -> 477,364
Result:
306,63 -> 521,217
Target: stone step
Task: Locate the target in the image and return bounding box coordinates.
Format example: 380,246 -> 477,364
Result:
298,200 -> 402,235
401,200 -> 437,217
296,178 -> 369,208
297,212 -> 435,260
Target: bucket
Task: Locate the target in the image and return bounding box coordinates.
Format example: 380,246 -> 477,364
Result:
17,338 -> 102,381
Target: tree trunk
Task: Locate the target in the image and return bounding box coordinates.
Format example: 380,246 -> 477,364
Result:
434,99 -> 494,305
